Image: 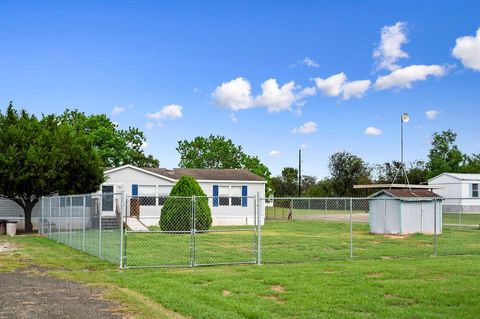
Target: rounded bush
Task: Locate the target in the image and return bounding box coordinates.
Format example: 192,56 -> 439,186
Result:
160,176 -> 212,231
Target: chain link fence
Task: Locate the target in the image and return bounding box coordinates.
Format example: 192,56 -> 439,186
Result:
35,194 -> 479,268
39,193 -> 124,265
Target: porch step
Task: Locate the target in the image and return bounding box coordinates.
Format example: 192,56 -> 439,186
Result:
101,217 -> 119,230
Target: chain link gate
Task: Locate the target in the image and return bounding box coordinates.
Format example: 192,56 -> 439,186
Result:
123,195 -> 259,268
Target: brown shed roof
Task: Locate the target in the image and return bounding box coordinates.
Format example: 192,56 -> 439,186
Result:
371,188 -> 442,199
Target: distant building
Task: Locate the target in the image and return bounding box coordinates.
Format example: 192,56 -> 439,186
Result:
428,173 -> 480,212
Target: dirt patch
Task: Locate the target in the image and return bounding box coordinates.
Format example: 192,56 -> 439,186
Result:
367,273 -> 384,278
384,234 -> 408,239
263,295 -> 285,304
222,290 -> 232,296
271,285 -> 285,293
0,242 -> 17,253
0,269 -> 126,319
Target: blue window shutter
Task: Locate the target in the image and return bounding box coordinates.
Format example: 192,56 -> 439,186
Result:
242,185 -> 248,207
132,184 -> 138,197
213,185 -> 219,207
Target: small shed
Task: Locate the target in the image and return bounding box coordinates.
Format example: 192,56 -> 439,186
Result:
368,189 -> 443,235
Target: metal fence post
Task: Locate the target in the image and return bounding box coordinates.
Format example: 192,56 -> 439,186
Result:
119,192 -> 125,268
350,198 -> 353,259
433,199 -> 437,257
82,196 -> 86,252
69,196 -> 73,247
190,195 -> 196,267
99,195 -> 102,258
49,197 -> 52,238
40,197 -> 44,235
257,192 -> 262,265
57,197 -> 61,242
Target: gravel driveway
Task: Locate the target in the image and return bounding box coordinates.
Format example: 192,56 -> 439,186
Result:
0,269 -> 125,319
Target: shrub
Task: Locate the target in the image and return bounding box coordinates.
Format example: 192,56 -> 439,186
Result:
160,176 -> 212,231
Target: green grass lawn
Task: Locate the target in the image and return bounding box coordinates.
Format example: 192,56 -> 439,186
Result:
122,220 -> 479,267
1,235 -> 480,318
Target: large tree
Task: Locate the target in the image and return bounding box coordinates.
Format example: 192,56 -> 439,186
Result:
0,103 -> 105,232
328,151 -> 371,196
270,167 -> 299,197
57,109 -> 159,167
374,160 -> 428,185
427,130 -> 465,178
177,135 -> 272,192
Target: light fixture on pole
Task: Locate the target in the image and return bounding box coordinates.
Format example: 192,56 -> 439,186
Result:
390,113 -> 411,189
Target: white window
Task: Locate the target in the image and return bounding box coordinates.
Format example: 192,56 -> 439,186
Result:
230,186 -> 242,206
219,186 -> 230,206
139,185 -> 156,206
472,184 -> 479,198
157,186 -> 172,206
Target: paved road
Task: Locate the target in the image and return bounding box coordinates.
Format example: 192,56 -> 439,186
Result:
0,269 -> 125,319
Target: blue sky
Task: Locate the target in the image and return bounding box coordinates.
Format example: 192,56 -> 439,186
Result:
1,0 -> 479,178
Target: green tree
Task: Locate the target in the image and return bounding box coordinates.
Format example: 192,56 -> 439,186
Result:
427,130 -> 465,178
375,160 -> 428,185
305,179 -> 335,197
160,176 -> 212,231
0,103 -> 104,232
58,109 -> 159,167
462,153 -> 480,173
176,135 -> 272,193
270,167 -> 298,197
328,151 -> 371,196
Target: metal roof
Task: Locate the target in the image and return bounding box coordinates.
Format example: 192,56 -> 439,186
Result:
369,189 -> 442,200
354,184 -> 444,189
428,173 -> 480,182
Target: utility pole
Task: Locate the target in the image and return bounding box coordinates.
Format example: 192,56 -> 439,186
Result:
298,149 -> 302,196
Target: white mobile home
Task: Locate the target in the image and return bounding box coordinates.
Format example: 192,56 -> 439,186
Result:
102,165 -> 266,226
369,189 -> 443,235
428,173 -> 480,212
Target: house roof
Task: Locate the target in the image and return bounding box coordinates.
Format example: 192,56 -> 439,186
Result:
369,189 -> 442,200
429,173 -> 480,182
105,165 -> 266,182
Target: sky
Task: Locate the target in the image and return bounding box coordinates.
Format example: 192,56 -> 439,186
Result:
1,0 -> 479,178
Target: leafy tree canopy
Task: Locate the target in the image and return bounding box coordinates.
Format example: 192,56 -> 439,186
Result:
57,109 -> 159,168
177,135 -> 272,193
0,103 -> 104,232
328,151 -> 371,196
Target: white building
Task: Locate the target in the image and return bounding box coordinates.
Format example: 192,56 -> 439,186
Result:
102,165 -> 266,226
368,189 -> 443,235
428,173 -> 480,212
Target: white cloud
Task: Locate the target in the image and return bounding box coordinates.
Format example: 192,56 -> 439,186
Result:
268,150 -> 281,157
373,22 -> 409,71
145,104 -> 183,120
365,127 -> 383,136
314,73 -> 370,99
145,122 -> 155,129
375,64 -> 446,90
229,112 -> 238,123
297,86 -> 317,99
112,106 -> 125,115
300,144 -> 307,149
212,77 -> 254,111
255,79 -> 297,113
425,110 -> 441,119
342,80 -> 371,100
292,57 -> 320,68
292,121 -> 318,134
213,77 -> 300,113
452,27 -> 480,71
314,72 -> 347,96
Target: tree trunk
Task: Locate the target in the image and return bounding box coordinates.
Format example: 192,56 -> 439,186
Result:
10,197 -> 39,233
24,206 -> 33,233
